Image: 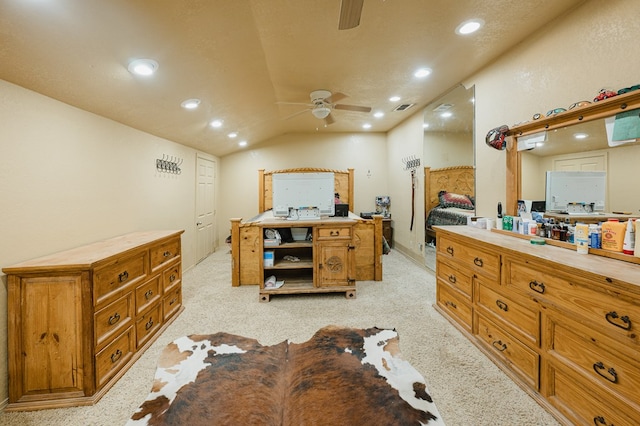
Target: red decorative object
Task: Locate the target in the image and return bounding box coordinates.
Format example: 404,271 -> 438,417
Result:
593,89 -> 618,102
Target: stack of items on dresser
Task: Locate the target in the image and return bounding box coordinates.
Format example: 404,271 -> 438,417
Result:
492,201 -> 637,257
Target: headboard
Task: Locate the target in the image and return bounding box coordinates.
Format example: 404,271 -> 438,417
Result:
424,166 -> 475,213
258,168 -> 354,213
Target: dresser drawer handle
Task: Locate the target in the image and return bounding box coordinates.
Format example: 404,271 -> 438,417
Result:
492,340 -> 507,352
448,275 -> 457,284
111,349 -> 122,363
169,273 -> 177,282
496,300 -> 509,312
169,297 -> 177,306
445,300 -> 457,309
446,246 -> 454,255
108,313 -> 121,325
605,311 -> 631,330
163,251 -> 172,257
145,289 -> 153,300
528,280 -> 545,294
593,416 -> 613,426
593,362 -> 618,383
118,271 -> 129,283
473,257 -> 483,267
330,230 -> 340,236
145,317 -> 154,330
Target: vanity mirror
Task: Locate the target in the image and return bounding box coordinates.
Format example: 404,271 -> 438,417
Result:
506,90 -> 640,217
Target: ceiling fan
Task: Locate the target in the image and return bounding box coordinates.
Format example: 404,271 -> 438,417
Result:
278,90 -> 371,125
338,0 -> 364,30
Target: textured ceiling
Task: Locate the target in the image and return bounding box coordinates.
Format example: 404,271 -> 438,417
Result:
0,0 -> 585,157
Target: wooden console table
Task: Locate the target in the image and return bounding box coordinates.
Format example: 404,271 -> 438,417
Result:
230,212 -> 383,301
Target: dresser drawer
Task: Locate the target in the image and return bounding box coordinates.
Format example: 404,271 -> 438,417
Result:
546,363 -> 640,426
476,280 -> 539,346
94,293 -> 134,350
136,304 -> 162,348
150,238 -> 180,272
505,259 -> 640,347
95,327 -> 134,388
163,285 -> 182,321
436,258 -> 472,300
316,227 -> 351,240
476,314 -> 539,389
94,252 -> 147,306
135,275 -> 162,315
163,263 -> 181,293
437,283 -> 473,332
437,235 -> 500,280
546,315 -> 640,410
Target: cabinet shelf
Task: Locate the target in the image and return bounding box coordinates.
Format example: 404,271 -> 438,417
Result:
266,258 -> 313,270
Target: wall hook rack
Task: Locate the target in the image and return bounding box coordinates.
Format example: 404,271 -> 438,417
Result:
156,155 -> 182,174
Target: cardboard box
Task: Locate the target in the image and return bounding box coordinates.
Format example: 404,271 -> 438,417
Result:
263,251 -> 274,267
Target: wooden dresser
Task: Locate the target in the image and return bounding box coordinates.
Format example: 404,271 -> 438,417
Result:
3,230 -> 184,411
434,225 -> 640,426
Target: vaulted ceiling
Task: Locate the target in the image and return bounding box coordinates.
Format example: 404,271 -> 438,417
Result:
0,0 -> 585,157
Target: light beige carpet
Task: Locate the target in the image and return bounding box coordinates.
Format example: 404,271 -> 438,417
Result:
1,249 -> 560,426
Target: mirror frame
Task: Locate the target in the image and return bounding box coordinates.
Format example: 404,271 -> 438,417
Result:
505,90 -> 640,216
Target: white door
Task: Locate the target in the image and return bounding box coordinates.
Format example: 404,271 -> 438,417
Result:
196,155 -> 216,263
553,153 -> 607,172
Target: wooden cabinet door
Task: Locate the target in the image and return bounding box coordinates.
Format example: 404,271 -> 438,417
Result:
316,241 -> 352,287
18,275 -> 85,398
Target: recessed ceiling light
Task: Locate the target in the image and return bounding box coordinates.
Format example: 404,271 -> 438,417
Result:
414,68 -> 432,78
389,96 -> 401,102
362,123 -> 372,129
238,140 -> 248,147
440,112 -> 453,118
209,119 -> 224,128
127,58 -> 158,76
374,112 -> 385,118
456,19 -> 484,35
228,132 -> 238,138
574,132 -> 589,139
181,99 -> 200,109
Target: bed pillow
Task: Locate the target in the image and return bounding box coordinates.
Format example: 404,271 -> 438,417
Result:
438,191 -> 474,210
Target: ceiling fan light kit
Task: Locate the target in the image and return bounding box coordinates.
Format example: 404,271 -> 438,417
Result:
311,106 -> 331,119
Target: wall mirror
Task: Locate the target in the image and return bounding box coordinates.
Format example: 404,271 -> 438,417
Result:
423,84 -> 476,244
423,84 -> 475,171
506,90 -> 640,217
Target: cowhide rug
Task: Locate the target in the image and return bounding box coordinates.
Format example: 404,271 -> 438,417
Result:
127,326 -> 445,425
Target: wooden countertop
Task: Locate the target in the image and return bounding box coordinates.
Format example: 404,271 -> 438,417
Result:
2,230 -> 184,273
434,225 -> 640,291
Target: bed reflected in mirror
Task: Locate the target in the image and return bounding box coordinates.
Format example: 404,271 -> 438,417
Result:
422,84 -> 476,249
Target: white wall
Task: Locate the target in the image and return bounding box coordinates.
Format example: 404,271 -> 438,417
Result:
386,112 -> 426,261
218,132 -> 389,238
469,0 -> 640,219
0,80 -> 217,405
423,131 -> 474,169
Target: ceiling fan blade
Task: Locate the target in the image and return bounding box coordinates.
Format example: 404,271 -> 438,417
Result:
328,92 -> 347,103
334,103 -> 371,113
282,108 -> 311,120
338,0 -> 364,30
324,113 -> 336,125
277,101 -> 313,107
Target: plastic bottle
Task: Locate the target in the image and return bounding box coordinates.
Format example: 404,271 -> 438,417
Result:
623,219 -> 635,255
589,224 -> 601,249
575,223 -> 589,254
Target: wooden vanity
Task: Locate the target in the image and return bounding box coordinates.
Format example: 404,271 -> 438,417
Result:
434,225 -> 640,425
